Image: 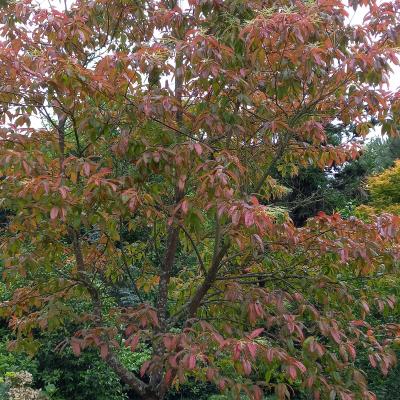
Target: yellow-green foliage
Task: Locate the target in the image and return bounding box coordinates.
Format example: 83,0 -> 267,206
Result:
356,160 -> 400,217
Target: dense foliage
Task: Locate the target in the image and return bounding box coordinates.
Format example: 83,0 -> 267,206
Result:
280,135 -> 400,225
0,0 -> 400,399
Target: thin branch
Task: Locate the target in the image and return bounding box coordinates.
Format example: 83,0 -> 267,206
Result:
179,222 -> 206,275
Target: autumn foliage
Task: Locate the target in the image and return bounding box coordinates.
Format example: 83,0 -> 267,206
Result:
0,0 -> 400,399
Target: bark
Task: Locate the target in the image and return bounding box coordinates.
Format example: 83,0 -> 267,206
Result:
55,75 -> 158,400
187,241 -> 229,318
156,14 -> 185,330
151,11 -> 185,397
156,222 -> 181,327
69,227 -> 152,398
105,353 -> 149,398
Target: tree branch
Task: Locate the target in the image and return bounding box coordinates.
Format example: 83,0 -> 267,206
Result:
68,226 -> 150,398
179,223 -> 206,275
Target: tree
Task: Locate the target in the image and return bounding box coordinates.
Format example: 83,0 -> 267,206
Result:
276,123 -> 359,226
361,159 -> 400,215
281,134 -> 400,225
0,0 -> 400,399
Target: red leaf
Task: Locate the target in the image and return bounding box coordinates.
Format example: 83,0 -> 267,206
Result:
361,300 -> 370,314
163,336 -> 175,352
232,210 -> 240,225
181,200 -> 189,214
59,186 -> 68,199
22,160 -> 31,174
50,207 -> 59,220
266,348 -> 274,362
253,386 -> 263,400
206,368 -> 215,380
248,327 -> 264,339
306,375 -> 315,388
244,210 -> 254,227
247,343 -> 257,359
188,354 -> 196,370
250,196 -> 259,206
351,320 -> 367,327
148,309 -> 159,327
276,383 -> 289,399
83,162 -> 91,176
347,343 -> 356,360
233,343 -> 241,360
71,338 -> 81,356
130,334 -> 140,352
331,330 -> 341,344
164,369 -> 173,385
288,365 -> 297,380
213,332 -> 226,347
293,360 -> 307,373
242,359 -> 251,375
125,324 -> 136,336
100,344 -> 108,359
194,143 -> 202,155
140,360 -> 151,377
369,354 -> 377,368
169,355 -> 178,369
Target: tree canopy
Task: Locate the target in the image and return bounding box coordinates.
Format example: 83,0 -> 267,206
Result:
0,0 -> 400,399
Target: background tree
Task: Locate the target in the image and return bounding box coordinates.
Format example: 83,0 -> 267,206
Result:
280,134 -> 400,225
356,159 -> 400,217
0,1 -> 400,399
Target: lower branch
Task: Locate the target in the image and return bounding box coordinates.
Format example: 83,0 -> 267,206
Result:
187,241 -> 230,318
68,227 -> 152,398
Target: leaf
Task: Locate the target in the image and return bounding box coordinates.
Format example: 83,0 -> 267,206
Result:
129,334 -> 140,352
275,383 -> 289,400
188,354 -> 196,370
248,327 -> 264,339
247,343 -> 257,359
181,199 -> 189,214
140,360 -> 151,377
265,367 -> 273,384
163,335 -> 176,352
83,162 -> 91,176
168,355 -> 178,369
244,211 -> 254,227
369,354 -> 377,368
287,365 -> 297,380
206,368 -> 215,381
347,343 -> 356,360
164,369 -> 173,385
22,160 -> 31,174
361,300 -> 370,314
50,207 -> 59,220
331,330 -> 341,344
100,344 -> 109,359
242,359 -> 251,375
71,338 -> 81,357
194,143 -> 202,155
59,186 -> 68,199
